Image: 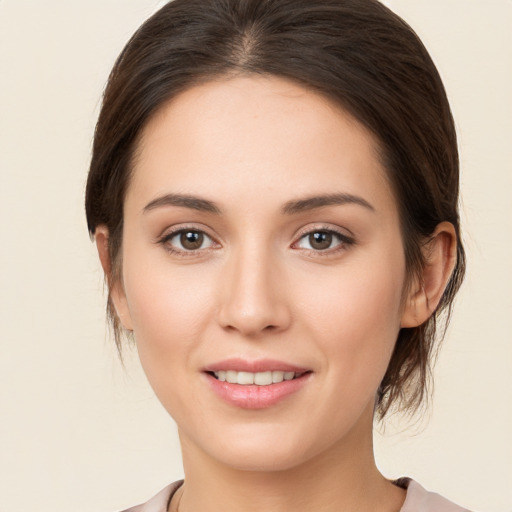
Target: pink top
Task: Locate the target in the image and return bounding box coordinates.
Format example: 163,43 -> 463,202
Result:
120,478 -> 471,512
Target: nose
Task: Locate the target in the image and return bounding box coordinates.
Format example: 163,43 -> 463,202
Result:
216,245 -> 292,337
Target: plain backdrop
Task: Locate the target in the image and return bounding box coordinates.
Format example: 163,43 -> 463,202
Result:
1,1 -> 511,511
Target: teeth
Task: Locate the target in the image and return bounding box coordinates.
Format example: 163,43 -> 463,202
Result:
237,371 -> 254,385
272,371 -> 284,383
226,370 -> 237,383
213,370 -> 298,385
254,371 -> 272,385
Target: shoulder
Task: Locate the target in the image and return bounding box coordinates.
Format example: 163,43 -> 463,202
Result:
119,481 -> 183,512
399,478 -> 472,512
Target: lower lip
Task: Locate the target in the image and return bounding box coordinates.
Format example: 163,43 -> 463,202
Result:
205,373 -> 311,409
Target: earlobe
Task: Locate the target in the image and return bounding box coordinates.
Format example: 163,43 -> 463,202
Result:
401,222 -> 457,328
94,226 -> 134,331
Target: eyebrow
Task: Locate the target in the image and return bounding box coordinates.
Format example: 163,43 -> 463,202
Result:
142,192 -> 374,216
143,193 -> 222,214
282,193 -> 375,215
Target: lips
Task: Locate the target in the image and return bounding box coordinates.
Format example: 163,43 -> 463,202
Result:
204,358 -> 308,374
203,359 -> 312,409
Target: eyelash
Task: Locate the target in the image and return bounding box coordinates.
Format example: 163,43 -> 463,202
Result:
157,225 -> 355,257
158,226 -> 218,257
292,226 -> 355,255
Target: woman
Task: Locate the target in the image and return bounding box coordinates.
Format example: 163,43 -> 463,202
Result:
86,0 -> 469,510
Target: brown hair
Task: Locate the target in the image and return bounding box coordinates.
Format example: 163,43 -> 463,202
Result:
85,0 -> 465,418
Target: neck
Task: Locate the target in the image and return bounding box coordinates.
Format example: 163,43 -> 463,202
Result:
176,406 -> 405,512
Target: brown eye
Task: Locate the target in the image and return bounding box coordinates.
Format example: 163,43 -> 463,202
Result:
308,231 -> 333,250
163,229 -> 215,253
180,231 -> 204,250
294,229 -> 354,254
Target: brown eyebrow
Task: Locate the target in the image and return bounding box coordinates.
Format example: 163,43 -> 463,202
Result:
143,193 -> 222,214
143,192 -> 374,216
282,193 -> 375,215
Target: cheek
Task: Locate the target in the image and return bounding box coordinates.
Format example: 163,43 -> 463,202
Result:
121,261 -> 220,421
296,251 -> 406,380
121,244 -> 216,370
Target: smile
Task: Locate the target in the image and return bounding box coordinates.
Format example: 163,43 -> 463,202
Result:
212,370 -> 300,386
204,360 -> 312,409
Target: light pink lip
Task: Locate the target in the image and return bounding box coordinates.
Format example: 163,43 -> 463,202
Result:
203,359 -> 313,409
203,358 -> 309,374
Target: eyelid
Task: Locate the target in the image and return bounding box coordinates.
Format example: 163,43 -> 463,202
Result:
157,224 -> 221,255
155,222 -> 354,257
291,224 -> 355,253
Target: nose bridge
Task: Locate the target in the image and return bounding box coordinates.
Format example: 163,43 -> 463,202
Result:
217,237 -> 290,336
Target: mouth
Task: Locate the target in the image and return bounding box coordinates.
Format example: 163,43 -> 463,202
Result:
203,359 -> 312,409
208,370 -> 307,386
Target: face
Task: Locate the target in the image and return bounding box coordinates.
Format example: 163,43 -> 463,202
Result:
112,75 -> 411,471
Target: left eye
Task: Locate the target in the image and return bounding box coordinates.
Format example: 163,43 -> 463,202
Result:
166,230 -> 215,251
295,230 -> 347,251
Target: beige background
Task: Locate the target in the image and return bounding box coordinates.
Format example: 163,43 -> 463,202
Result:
1,1 -> 511,511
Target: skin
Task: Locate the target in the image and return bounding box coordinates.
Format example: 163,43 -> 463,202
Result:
96,75 -> 456,512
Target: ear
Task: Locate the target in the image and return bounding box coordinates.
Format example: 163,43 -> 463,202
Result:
401,221 -> 457,328
95,225 -> 133,331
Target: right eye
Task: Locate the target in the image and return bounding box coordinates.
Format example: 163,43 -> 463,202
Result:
162,229 -> 216,253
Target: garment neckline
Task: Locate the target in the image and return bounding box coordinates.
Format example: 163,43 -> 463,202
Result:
164,478 -> 413,512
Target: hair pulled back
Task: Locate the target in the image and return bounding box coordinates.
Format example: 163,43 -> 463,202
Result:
85,0 -> 465,419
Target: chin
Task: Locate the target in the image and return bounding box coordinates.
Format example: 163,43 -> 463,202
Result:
210,442 -> 311,473
182,419 -> 350,474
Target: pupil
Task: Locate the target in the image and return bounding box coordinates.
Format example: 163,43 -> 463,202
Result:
181,231 -> 203,250
310,231 -> 332,250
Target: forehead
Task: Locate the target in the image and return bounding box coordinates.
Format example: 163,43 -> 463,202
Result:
129,75 -> 395,216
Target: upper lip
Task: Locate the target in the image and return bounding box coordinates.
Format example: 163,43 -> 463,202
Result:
203,358 -> 310,374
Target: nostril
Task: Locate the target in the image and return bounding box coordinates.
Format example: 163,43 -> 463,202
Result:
216,281 -> 292,335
